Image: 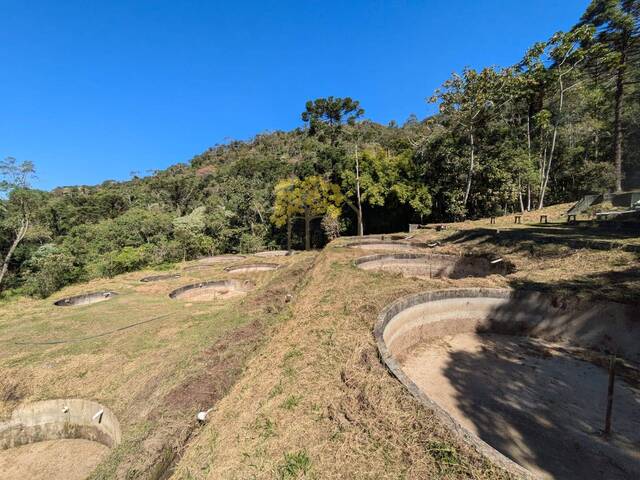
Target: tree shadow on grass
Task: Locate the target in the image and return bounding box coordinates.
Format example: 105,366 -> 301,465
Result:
444,224 -> 640,254
509,265 -> 640,306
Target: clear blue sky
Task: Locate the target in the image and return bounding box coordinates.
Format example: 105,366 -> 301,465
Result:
2,0 -> 589,191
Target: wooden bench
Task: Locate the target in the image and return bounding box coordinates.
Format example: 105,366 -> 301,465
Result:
490,217 -> 496,224
539,215 -> 548,224
514,215 -> 522,224
567,214 -> 577,223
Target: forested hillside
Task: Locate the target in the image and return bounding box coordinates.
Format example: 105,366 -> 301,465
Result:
1,0 -> 638,298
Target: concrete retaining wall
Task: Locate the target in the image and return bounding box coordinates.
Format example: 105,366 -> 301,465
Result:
0,399 -> 121,450
53,291 -> 118,307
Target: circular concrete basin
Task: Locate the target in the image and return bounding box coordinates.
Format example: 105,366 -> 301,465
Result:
254,250 -> 296,257
53,291 -> 117,307
169,279 -> 254,301
0,399 -> 121,480
344,240 -> 430,252
355,253 -> 514,279
224,263 -> 281,274
376,289 -> 640,480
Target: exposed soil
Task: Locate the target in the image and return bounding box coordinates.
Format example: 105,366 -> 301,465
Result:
402,332 -> 640,480
0,439 -> 109,480
158,320 -> 264,415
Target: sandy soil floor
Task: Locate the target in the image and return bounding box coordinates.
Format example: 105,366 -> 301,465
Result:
360,262 -> 452,279
349,243 -> 422,252
0,439 -> 109,480
176,287 -> 245,301
402,333 -> 640,480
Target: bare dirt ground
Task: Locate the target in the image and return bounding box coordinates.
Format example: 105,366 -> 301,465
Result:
0,439 -> 109,480
402,332 -> 640,480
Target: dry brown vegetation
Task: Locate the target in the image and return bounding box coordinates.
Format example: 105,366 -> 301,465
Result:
0,253 -> 314,479
171,206 -> 639,480
2,204 -> 639,479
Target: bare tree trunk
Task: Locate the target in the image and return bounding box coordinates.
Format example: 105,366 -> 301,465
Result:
613,61 -> 625,192
463,130 -> 475,207
518,176 -> 525,213
539,74 -> 565,210
526,112 -> 532,211
354,143 -> 364,236
304,209 -> 311,251
0,218 -> 29,289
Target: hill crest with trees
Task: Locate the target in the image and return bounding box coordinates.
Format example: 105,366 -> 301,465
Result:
1,0 -> 638,297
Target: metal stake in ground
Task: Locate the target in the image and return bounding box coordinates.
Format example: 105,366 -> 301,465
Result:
604,354 -> 616,437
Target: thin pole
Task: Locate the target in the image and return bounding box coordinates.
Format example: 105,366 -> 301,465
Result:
355,142 -> 363,236
604,355 -> 616,436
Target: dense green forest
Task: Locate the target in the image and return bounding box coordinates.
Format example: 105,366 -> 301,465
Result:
1,0 -> 639,298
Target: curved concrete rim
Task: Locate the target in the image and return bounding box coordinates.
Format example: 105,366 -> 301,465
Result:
169,279 -> 254,299
344,240 -> 433,250
375,288 -> 640,479
224,263 -> 281,273
0,398 -> 121,451
140,273 -> 181,283
53,291 -> 118,307
254,250 -> 297,257
374,288 -> 536,479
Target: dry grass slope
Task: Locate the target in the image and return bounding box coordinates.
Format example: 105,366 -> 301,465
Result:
172,204 -> 639,479
0,253 -> 315,479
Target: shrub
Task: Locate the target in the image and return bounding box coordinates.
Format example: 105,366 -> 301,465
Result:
98,245 -> 152,277
21,244 -> 80,298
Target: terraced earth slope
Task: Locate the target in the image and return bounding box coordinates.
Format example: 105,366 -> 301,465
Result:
1,205 -> 638,479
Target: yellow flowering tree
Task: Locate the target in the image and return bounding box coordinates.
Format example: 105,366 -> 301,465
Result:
271,176 -> 343,250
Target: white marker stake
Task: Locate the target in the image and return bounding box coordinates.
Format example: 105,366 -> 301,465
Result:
93,409 -> 104,423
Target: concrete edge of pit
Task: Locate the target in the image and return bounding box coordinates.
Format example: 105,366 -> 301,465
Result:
224,263 -> 282,273
53,291 -> 119,307
168,279 -> 255,299
0,398 -> 121,451
374,288 -> 538,479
